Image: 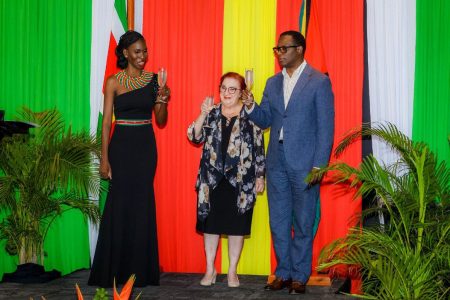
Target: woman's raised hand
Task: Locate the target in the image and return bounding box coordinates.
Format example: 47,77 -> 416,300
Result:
157,85 -> 171,103
241,90 -> 254,108
201,96 -> 214,115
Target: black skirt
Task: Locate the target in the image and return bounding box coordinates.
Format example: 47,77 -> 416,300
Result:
196,178 -> 254,236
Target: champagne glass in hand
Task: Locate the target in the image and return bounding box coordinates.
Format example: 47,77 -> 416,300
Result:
245,68 -> 254,91
158,67 -> 167,87
203,96 -> 214,128
156,68 -> 170,102
243,68 -> 254,107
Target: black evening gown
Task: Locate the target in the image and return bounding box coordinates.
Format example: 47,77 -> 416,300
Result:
88,76 -> 160,287
196,115 -> 254,236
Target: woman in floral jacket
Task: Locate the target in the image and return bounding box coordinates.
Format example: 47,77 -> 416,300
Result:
187,72 -> 265,288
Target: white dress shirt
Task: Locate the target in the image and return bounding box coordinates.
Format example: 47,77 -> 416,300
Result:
279,60 -> 307,140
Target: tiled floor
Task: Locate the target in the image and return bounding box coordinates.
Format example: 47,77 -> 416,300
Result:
0,270 -> 353,299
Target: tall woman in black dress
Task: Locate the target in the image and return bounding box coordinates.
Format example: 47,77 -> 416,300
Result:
187,72 -> 265,288
88,30 -> 170,288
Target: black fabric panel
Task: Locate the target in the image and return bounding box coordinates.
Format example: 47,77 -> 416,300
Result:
305,0 -> 312,37
361,0 -> 378,228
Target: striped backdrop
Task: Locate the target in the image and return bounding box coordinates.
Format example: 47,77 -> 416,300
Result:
0,0 -> 448,280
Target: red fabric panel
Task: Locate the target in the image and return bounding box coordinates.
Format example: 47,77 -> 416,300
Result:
275,0 -> 303,73
103,33 -> 121,92
305,4 -> 327,73
142,0 -> 224,273
104,33 -> 120,138
306,0 -> 364,276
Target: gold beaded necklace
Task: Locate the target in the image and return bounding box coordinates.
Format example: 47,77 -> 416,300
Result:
116,69 -> 153,90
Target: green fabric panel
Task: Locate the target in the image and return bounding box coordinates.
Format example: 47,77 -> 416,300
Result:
0,0 -> 92,279
114,0 -> 128,32
299,0 -> 305,35
413,0 -> 450,164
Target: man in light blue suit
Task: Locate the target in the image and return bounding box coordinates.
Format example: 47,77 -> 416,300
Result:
243,31 -> 334,295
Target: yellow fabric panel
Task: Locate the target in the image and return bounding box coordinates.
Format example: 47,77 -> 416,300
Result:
221,0 -> 276,275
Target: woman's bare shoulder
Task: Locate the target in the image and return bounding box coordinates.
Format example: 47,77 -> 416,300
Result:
105,73 -> 120,91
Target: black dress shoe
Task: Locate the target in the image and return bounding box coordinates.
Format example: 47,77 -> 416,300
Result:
264,277 -> 292,291
289,281 -> 306,294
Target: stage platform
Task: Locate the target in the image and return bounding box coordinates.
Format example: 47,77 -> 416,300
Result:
0,270 -> 352,299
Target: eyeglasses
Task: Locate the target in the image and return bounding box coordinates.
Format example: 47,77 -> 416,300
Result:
219,86 -> 241,94
272,45 -> 299,54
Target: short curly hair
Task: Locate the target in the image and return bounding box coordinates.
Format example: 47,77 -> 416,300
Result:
115,30 -> 145,69
220,72 -> 247,91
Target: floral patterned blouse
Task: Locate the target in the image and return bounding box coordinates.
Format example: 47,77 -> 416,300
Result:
187,104 -> 266,220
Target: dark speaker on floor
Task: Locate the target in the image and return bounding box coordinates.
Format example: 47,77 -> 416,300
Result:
2,263 -> 61,284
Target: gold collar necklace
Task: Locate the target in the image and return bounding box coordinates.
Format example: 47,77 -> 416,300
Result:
116,69 -> 153,90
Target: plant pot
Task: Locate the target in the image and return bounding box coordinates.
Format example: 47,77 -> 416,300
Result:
1,263 -> 61,283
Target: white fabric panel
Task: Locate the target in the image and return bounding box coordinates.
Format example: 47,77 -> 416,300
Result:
366,0 -> 416,167
90,0 -> 115,136
135,0 -> 143,34
112,8 -> 126,42
88,0 -> 115,262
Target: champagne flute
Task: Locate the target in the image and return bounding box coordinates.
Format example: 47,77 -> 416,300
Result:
158,67 -> 167,87
203,96 -> 214,128
206,95 -> 214,108
245,68 -> 254,91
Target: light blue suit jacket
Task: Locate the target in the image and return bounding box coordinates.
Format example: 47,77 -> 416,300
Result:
248,64 -> 334,171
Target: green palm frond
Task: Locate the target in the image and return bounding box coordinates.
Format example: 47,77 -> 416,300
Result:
314,123 -> 449,298
0,107 -> 102,264
335,122 -> 413,159
319,227 -> 449,299
18,107 -> 65,142
0,176 -> 16,210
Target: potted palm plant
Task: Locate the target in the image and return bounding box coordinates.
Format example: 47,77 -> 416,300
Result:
311,123 -> 449,299
0,107 -> 101,282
